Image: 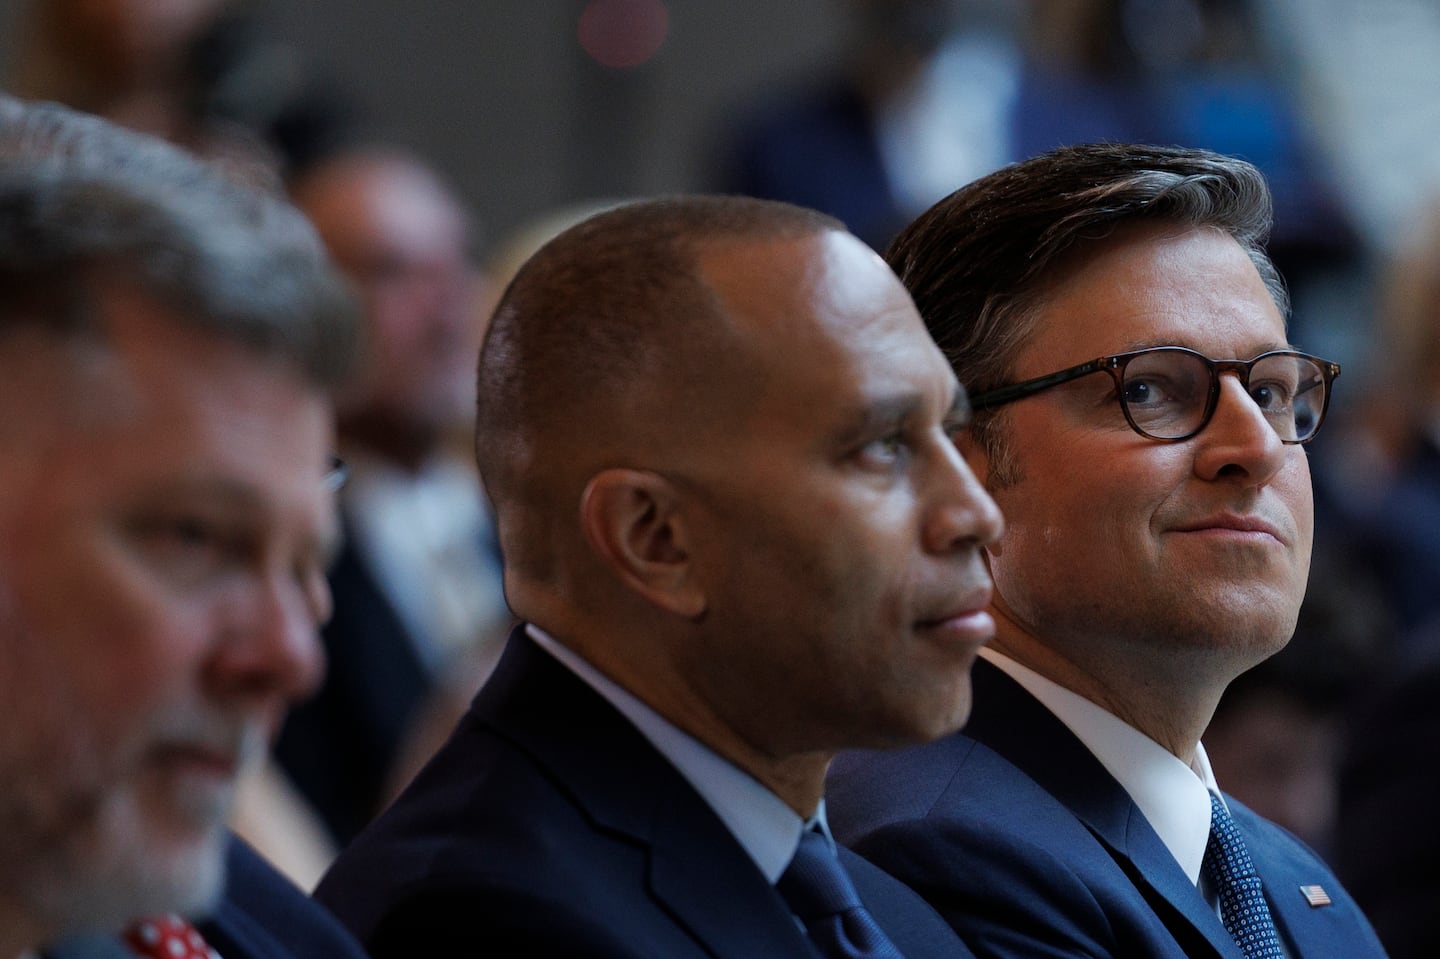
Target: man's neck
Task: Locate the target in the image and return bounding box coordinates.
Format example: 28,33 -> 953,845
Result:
986,630 -> 1223,765
537,624 -> 830,817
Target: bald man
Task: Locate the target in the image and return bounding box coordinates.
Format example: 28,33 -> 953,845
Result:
315,196 -> 1002,958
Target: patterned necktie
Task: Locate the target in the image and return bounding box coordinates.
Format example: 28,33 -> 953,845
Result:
123,915 -> 220,959
775,829 -> 906,959
1202,793 -> 1285,959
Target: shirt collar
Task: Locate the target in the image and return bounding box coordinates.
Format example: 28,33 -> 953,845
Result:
979,647 -> 1217,884
526,625 -> 807,882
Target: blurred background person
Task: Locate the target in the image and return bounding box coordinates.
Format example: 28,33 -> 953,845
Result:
6,0 -> 356,178
1327,195 -> 1440,959
279,145 -> 510,850
1316,203 -> 1440,634
1338,642 -> 1440,959
720,0 -> 1023,249
1017,0 -> 1361,344
382,196 -> 625,802
719,0 -> 1356,310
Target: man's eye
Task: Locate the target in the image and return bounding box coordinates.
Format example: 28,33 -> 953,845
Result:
1250,380 -> 1294,411
166,517 -> 219,547
857,433 -> 907,467
1122,376 -> 1174,408
131,514 -> 247,584
138,515 -> 222,552
943,419 -> 971,446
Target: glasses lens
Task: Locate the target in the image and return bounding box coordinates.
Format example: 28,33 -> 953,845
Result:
1250,353 -> 1327,442
1118,349 -> 1212,439
324,455 -> 349,492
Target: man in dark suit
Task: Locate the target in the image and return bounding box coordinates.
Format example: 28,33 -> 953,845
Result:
314,195 -> 1004,957
828,143 -> 1388,958
0,97 -> 364,959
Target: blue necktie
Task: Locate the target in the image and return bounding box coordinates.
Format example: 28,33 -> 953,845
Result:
1203,793 -> 1285,959
775,829 -> 905,959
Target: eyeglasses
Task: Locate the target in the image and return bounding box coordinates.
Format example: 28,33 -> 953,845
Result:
969,346 -> 1340,444
324,455 -> 350,492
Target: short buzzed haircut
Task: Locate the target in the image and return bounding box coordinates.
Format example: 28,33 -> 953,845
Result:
477,195 -> 841,578
0,96 -> 356,387
885,143 -> 1286,480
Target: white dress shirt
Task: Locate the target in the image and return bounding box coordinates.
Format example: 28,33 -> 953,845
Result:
979,647 -> 1218,885
981,648 -> 1296,952
341,449 -> 507,670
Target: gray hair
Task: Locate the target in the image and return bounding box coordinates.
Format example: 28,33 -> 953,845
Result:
0,96 -> 355,385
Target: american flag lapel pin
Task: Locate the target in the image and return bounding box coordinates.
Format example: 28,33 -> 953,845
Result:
1299,884 -> 1332,907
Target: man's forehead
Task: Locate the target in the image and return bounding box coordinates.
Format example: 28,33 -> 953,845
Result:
0,288 -> 332,477
697,230 -> 907,334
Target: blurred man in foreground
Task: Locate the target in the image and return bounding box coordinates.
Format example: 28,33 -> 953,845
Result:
0,96 -> 363,959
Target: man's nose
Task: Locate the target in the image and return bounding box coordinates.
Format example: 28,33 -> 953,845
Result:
207,574 -> 327,715
1192,374 -> 1288,486
925,438 -> 1004,555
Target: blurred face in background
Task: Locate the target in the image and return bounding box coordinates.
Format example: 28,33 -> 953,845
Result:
293,152 -> 483,465
41,0 -> 229,79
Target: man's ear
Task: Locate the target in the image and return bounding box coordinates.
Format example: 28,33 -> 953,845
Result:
580,469 -> 706,619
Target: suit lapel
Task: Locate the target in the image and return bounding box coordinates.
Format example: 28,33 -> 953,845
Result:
648,779 -> 818,959
1227,798 -> 1363,956
478,631 -> 817,959
965,660 -> 1242,959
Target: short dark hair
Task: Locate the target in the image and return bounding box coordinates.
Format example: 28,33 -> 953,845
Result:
885,143 -> 1286,478
477,194 -> 841,579
0,96 -> 356,386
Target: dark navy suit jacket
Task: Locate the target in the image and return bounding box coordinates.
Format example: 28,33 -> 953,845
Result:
828,658 -> 1387,958
314,627 -> 973,958
274,520 -> 432,846
44,838 -> 365,959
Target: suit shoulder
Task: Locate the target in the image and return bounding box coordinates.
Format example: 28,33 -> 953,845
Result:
840,848 -> 978,959
833,743 -> 1154,957
830,732 -> 1090,847
360,881 -> 662,959
827,734 -> 979,839
203,838 -> 367,959
1225,796 -> 1387,954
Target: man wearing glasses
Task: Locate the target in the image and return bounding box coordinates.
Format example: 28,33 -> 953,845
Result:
828,143 -> 1387,958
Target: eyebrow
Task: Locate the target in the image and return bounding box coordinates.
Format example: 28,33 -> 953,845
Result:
829,393 -> 923,447
132,475 -> 338,564
831,385 -> 971,447
1121,338 -> 1296,356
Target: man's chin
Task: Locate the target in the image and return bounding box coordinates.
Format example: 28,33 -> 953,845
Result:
34,810 -> 229,940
